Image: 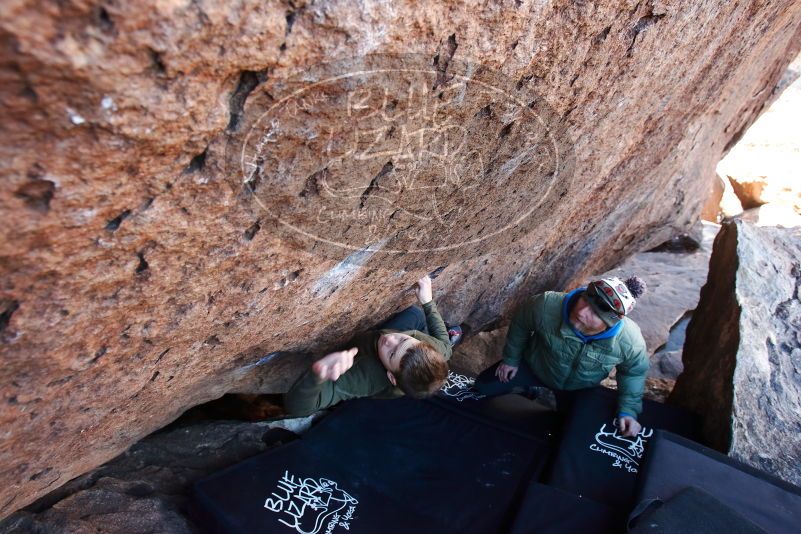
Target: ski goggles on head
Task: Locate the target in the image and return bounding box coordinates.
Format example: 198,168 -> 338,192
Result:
584,285 -> 623,326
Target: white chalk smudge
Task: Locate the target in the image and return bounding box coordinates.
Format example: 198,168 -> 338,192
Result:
101,96 -> 115,111
236,352 -> 281,373
67,108 -> 85,125
312,239 -> 387,299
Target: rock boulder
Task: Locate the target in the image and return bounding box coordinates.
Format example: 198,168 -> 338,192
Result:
670,220 -> 801,486
2,0 -> 801,515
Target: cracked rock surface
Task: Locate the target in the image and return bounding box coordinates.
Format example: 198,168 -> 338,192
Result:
670,220 -> 801,486
2,0 -> 801,515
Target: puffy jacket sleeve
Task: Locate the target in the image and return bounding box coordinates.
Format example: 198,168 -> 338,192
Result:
283,368 -> 341,417
615,334 -> 650,418
422,300 -> 452,361
502,296 -> 539,367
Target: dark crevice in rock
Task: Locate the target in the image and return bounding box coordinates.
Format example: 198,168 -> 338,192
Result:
673,189 -> 685,208
95,6 -> 115,35
174,393 -> 287,424
359,162 -> 393,209
498,121 -> 515,138
155,348 -> 170,364
432,33 -> 458,90
569,73 -> 579,87
2,494 -> 15,512
29,468 -> 52,482
299,168 -> 327,198
191,0 -> 211,26
280,5 -> 306,51
105,209 -> 131,232
243,157 -> 263,194
285,10 -> 297,35
475,104 -> 492,118
428,265 -> 447,280
125,483 -> 154,498
0,299 -> 20,340
227,69 -> 268,131
721,119 -> 750,155
148,48 -> 166,75
183,147 -> 208,174
15,179 -> 55,214
593,25 -> 611,45
647,233 -> 701,252
135,252 -> 149,275
243,220 -> 261,241
21,84 -> 38,102
46,376 -> 73,388
88,346 -> 107,366
204,335 -> 221,347
626,11 -> 666,56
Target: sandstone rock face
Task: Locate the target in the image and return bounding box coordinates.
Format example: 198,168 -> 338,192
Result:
451,327 -> 507,376
670,220 -> 801,486
2,0 -> 801,515
700,174 -> 725,223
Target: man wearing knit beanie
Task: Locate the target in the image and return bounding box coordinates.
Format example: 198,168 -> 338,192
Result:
475,276 -> 649,437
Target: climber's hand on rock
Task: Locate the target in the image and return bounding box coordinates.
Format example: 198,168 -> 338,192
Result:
617,416 -> 641,437
495,363 -> 519,383
415,275 -> 433,305
312,348 -> 358,382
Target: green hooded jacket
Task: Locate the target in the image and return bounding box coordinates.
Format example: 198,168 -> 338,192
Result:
284,301 -> 451,416
502,290 -> 649,417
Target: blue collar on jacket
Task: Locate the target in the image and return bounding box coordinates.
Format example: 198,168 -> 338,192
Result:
562,287 -> 622,343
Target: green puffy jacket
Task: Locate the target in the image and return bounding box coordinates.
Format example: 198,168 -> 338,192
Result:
284,300 -> 452,417
502,290 -> 649,417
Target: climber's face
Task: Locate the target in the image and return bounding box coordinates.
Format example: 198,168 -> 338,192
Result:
377,333 -> 420,373
570,295 -> 607,335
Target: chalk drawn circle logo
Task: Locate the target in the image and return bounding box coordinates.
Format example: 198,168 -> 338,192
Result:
235,54 -> 574,259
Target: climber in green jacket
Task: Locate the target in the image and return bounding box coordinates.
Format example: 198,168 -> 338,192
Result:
284,275 -> 453,417
475,276 -> 649,437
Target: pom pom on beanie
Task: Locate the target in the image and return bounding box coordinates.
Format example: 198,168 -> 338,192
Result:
624,276 -> 647,299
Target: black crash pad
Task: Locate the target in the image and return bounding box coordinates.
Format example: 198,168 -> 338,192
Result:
629,486 -> 767,534
192,396 -> 552,534
632,430 -> 801,534
432,370 -> 561,441
546,387 -> 698,510
509,482 -> 620,534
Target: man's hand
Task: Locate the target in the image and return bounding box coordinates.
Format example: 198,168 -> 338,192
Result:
312,348 -> 358,382
415,275 -> 433,305
495,363 -> 519,383
617,416 -> 642,437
